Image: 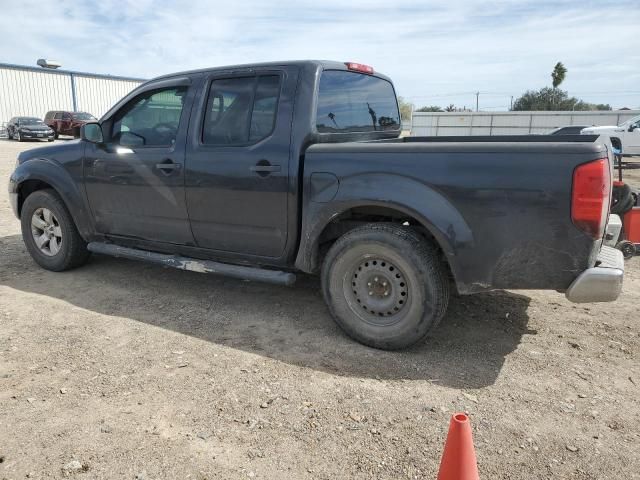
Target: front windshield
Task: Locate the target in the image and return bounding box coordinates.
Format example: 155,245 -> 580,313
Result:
72,112 -> 96,120
621,114 -> 640,127
18,117 -> 44,125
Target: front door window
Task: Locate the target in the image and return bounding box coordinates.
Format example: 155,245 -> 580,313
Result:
112,87 -> 187,147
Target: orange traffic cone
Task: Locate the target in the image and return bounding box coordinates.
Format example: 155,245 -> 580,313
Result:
437,413 -> 480,480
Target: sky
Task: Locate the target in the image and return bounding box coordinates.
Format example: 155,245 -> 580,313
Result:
2,0 -> 639,110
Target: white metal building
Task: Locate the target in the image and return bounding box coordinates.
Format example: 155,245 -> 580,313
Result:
411,110 -> 640,136
0,62 -> 145,123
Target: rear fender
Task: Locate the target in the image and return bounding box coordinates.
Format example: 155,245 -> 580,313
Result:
295,173 -> 474,284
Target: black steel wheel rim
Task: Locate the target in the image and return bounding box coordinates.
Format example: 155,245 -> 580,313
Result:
344,256 -> 411,327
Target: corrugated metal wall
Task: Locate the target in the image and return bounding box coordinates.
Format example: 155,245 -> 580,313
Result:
0,63 -> 144,123
411,111 -> 640,136
74,75 -> 142,118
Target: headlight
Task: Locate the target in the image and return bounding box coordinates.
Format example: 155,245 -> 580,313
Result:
20,127 -> 30,132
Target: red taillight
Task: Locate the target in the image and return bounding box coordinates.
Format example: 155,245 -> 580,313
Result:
571,158 -> 610,238
345,62 -> 374,74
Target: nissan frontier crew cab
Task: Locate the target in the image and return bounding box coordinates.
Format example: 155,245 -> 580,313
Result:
9,60 -> 624,350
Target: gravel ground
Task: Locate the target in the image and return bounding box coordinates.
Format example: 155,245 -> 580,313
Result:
1,139 -> 639,479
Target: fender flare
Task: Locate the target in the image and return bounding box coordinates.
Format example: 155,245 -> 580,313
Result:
10,158 -> 94,240
295,173 -> 474,284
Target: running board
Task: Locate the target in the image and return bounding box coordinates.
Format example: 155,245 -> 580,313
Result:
87,242 -> 296,286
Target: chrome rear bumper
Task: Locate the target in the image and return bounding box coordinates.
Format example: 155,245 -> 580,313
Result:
565,245 -> 624,303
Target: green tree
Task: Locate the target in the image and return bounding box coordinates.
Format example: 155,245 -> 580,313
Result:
397,96 -> 414,121
416,105 -> 443,112
512,87 -> 611,111
551,62 -> 567,89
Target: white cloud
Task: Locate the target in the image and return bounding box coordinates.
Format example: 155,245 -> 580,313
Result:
1,0 -> 639,109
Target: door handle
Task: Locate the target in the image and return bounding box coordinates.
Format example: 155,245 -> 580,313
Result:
250,160 -> 281,177
155,159 -> 181,174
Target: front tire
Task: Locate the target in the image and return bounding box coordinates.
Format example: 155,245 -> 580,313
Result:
16,130 -> 22,142
20,189 -> 90,271
321,224 -> 450,350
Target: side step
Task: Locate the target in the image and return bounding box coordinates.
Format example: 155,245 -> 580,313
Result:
87,242 -> 296,286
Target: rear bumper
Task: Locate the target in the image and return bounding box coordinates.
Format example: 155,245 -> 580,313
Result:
565,245 -> 624,303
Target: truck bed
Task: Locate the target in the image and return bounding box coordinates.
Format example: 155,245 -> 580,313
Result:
300,135 -> 612,294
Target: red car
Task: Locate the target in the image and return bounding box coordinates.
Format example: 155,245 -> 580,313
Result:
44,110 -> 97,138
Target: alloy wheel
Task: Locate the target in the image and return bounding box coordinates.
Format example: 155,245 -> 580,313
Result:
31,208 -> 63,256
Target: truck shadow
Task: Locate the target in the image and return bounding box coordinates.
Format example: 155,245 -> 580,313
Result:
0,234 -> 534,389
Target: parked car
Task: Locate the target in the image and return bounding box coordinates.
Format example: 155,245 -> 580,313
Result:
6,116 -> 55,142
548,125 -> 591,135
9,60 -> 624,350
44,110 -> 97,138
581,114 -> 640,156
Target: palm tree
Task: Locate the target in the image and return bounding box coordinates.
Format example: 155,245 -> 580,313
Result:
551,62 -> 567,89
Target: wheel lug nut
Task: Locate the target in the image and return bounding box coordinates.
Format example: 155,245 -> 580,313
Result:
382,281 -> 387,287
367,282 -> 372,287
368,291 -> 373,296
384,292 -> 389,296
374,277 -> 378,282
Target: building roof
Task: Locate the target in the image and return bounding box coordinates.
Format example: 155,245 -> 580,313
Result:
0,62 -> 146,82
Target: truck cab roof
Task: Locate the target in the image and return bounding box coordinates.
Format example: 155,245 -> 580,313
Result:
150,60 -> 394,84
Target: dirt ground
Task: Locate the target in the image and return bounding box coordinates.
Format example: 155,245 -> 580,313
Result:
1,139 -> 639,480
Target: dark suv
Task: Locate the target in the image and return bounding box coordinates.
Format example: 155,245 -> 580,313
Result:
7,117 -> 55,142
45,111 -> 97,138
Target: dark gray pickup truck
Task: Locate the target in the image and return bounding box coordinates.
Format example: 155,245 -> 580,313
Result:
9,60 -> 624,349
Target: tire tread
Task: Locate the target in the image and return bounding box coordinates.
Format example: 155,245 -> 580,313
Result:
321,223 -> 450,350
20,189 -> 90,271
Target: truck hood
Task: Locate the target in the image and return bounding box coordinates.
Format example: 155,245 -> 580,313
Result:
17,139 -> 84,165
581,125 -> 624,134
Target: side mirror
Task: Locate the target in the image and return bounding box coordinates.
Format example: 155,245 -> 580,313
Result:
81,122 -> 103,144
630,125 -> 639,132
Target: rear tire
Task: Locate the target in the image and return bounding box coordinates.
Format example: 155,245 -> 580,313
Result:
20,189 -> 90,271
616,240 -> 636,259
321,223 -> 450,350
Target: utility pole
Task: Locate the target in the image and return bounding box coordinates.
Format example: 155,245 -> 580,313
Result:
475,91 -> 480,112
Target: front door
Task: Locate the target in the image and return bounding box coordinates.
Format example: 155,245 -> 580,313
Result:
84,81 -> 195,245
185,67 -> 298,258
624,117 -> 640,155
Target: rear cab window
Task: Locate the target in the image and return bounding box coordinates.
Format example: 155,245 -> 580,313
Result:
316,70 -> 400,133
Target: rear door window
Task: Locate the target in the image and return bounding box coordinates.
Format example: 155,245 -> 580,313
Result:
202,74 -> 281,145
316,70 -> 400,133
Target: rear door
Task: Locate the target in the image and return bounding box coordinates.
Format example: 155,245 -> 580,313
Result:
84,77 -> 196,244
184,66 -> 298,257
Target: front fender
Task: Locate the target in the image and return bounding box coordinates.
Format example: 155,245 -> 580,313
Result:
295,173 -> 474,283
10,157 -> 93,240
